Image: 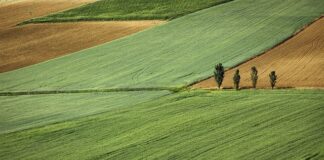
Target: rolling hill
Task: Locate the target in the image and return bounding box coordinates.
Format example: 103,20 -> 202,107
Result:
0,91 -> 170,134
193,17 -> 324,89
0,0 -> 323,92
0,0 -> 323,159
0,90 -> 323,159
0,0 -> 163,72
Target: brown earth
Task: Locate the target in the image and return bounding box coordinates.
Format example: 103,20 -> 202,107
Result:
0,0 -> 164,72
0,0 -> 96,28
192,18 -> 324,89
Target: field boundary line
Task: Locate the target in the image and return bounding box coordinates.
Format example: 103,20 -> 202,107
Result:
190,87 -> 324,91
1,86 -> 323,96
0,87 -> 183,96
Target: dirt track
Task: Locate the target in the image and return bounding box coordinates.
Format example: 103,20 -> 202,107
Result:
0,0 -> 164,72
193,18 -> 324,89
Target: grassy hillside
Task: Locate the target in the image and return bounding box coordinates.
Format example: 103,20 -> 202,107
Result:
23,0 -> 232,24
1,0 -> 324,92
0,91 -> 170,134
0,90 -> 323,159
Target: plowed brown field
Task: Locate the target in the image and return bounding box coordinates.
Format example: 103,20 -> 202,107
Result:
193,18 -> 324,89
0,0 -> 164,72
0,0 -> 95,28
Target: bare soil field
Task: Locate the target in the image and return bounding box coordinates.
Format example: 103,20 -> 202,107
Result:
0,0 -> 95,28
0,0 -> 163,72
193,18 -> 324,89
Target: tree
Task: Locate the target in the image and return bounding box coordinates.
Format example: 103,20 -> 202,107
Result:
214,63 -> 225,89
233,69 -> 241,90
250,66 -> 258,89
269,71 -> 277,89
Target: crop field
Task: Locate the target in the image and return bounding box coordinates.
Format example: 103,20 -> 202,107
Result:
23,0 -> 232,24
0,91 -> 170,134
0,0 -> 95,28
193,17 -> 324,89
1,0 -> 323,159
0,0 -> 163,72
0,21 -> 164,73
0,90 -> 323,159
0,0 -> 323,92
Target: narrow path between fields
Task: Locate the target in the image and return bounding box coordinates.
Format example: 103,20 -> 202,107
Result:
0,87 -> 182,96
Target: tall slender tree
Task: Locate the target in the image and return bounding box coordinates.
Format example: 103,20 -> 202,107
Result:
233,69 -> 241,90
214,63 -> 225,89
251,66 -> 258,89
269,71 -> 277,89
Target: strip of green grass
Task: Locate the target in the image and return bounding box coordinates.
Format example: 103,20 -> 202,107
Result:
22,0 -> 232,24
0,91 -> 170,134
0,90 -> 323,159
1,0 -> 323,92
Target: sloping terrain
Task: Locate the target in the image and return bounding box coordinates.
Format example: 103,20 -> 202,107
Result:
192,17 -> 324,89
0,1 -> 323,159
0,0 -> 163,72
0,0 -> 95,28
0,21 -> 164,72
0,91 -> 170,134
0,0 -> 323,91
23,0 -> 231,23
0,90 -> 323,159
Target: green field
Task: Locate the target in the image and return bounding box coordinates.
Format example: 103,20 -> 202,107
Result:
0,91 -> 170,134
0,90 -> 323,159
1,0 -> 323,92
1,0 -> 323,159
23,0 -> 231,24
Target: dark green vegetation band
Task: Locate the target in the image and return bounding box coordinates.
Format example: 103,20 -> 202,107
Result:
0,87 -> 183,96
21,0 -> 233,24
